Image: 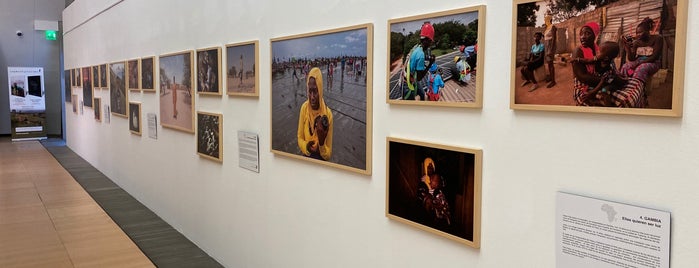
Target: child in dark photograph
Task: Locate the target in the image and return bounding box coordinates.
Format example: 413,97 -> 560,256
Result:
417,158 -> 452,226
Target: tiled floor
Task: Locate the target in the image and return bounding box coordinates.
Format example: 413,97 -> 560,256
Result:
1,138 -> 223,267
0,140 -> 153,267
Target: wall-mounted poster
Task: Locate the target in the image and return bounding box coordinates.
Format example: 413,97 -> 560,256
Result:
127,59 -> 140,91
387,6 -> 485,107
94,98 -> 101,122
226,41 -> 259,97
386,137 -> 481,248
99,64 -> 107,88
141,57 -> 155,92
8,67 -> 46,140
110,61 -> 128,117
129,102 -> 141,135
511,0 -> 687,117
82,67 -> 93,108
159,50 -> 195,133
197,111 -> 223,162
271,23 -> 373,175
196,47 -> 222,95
92,66 -> 99,89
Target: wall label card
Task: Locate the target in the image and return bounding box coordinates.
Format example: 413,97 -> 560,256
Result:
147,113 -> 157,139
237,131 -> 259,173
556,192 -> 670,268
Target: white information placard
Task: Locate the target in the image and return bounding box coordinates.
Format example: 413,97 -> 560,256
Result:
147,113 -> 158,139
556,192 -> 670,268
237,131 -> 259,173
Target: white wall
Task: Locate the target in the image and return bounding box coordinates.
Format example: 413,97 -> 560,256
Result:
63,0 -> 699,267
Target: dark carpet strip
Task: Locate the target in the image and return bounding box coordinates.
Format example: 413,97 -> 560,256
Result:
41,139 -> 224,268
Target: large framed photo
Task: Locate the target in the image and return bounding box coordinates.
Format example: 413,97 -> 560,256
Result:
387,6 -> 485,107
94,98 -> 101,122
109,61 -> 128,117
159,50 -> 195,133
511,0 -> 687,117
226,40 -> 259,97
82,67 -> 93,108
386,137 -> 481,247
141,56 -> 155,92
127,59 -> 140,91
99,64 -> 108,88
129,102 -> 141,135
271,23 -> 373,175
197,111 -> 223,162
196,47 -> 222,95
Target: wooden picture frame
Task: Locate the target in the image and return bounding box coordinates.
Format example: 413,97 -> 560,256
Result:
99,64 -> 108,89
159,50 -> 195,133
71,94 -> 78,114
196,47 -> 222,95
70,69 -> 75,87
386,137 -> 481,248
270,23 -> 373,175
64,70 -> 71,102
109,61 -> 128,118
141,56 -> 155,92
94,97 -> 101,122
92,65 -> 99,89
511,0 -> 687,117
225,40 -> 259,97
387,6 -> 485,107
82,67 -> 93,108
196,111 -> 223,162
129,102 -> 141,135
75,68 -> 82,87
127,59 -> 141,91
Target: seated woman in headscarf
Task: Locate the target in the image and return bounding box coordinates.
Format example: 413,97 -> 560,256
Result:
572,22 -> 646,108
297,67 -> 333,161
620,17 -> 663,83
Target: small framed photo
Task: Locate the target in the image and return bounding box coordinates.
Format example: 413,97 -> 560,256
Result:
82,67 -> 93,108
99,64 -> 108,88
386,137 -> 481,248
92,65 -> 100,89
196,47 -> 222,95
127,59 -> 140,91
387,6 -> 485,107
129,102 -> 141,135
159,50 -> 195,133
225,40 -> 259,97
271,23 -> 373,175
93,98 -> 101,121
64,70 -> 71,102
109,61 -> 129,117
141,56 -> 155,92
75,68 -> 82,87
72,94 -> 78,114
196,111 -> 223,162
511,0 -> 688,117
70,69 -> 75,87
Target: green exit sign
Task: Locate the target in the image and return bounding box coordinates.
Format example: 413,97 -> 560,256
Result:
45,30 -> 57,41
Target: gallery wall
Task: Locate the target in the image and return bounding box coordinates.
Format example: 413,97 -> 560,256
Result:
63,0 -> 699,267
0,0 -> 65,135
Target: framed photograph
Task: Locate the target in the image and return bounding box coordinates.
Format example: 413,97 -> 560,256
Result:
82,67 -> 93,108
94,98 -> 101,122
70,69 -> 75,87
159,50 -> 195,133
270,23 -> 373,175
511,0 -> 687,117
386,137 -> 481,247
129,102 -> 141,135
109,61 -> 128,117
99,64 -> 108,88
127,59 -> 140,91
64,70 -> 71,102
226,40 -> 259,97
196,111 -> 223,162
141,56 -> 155,92
75,68 -> 82,87
92,65 -> 99,89
387,6 -> 485,107
196,47 -> 222,95
71,94 -> 78,114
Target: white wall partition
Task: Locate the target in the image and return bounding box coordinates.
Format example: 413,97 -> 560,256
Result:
63,0 -> 699,267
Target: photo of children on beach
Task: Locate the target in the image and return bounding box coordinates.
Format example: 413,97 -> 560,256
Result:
226,41 -> 258,96
512,0 -> 686,116
271,24 -> 372,174
388,6 -> 485,107
387,137 -> 481,247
